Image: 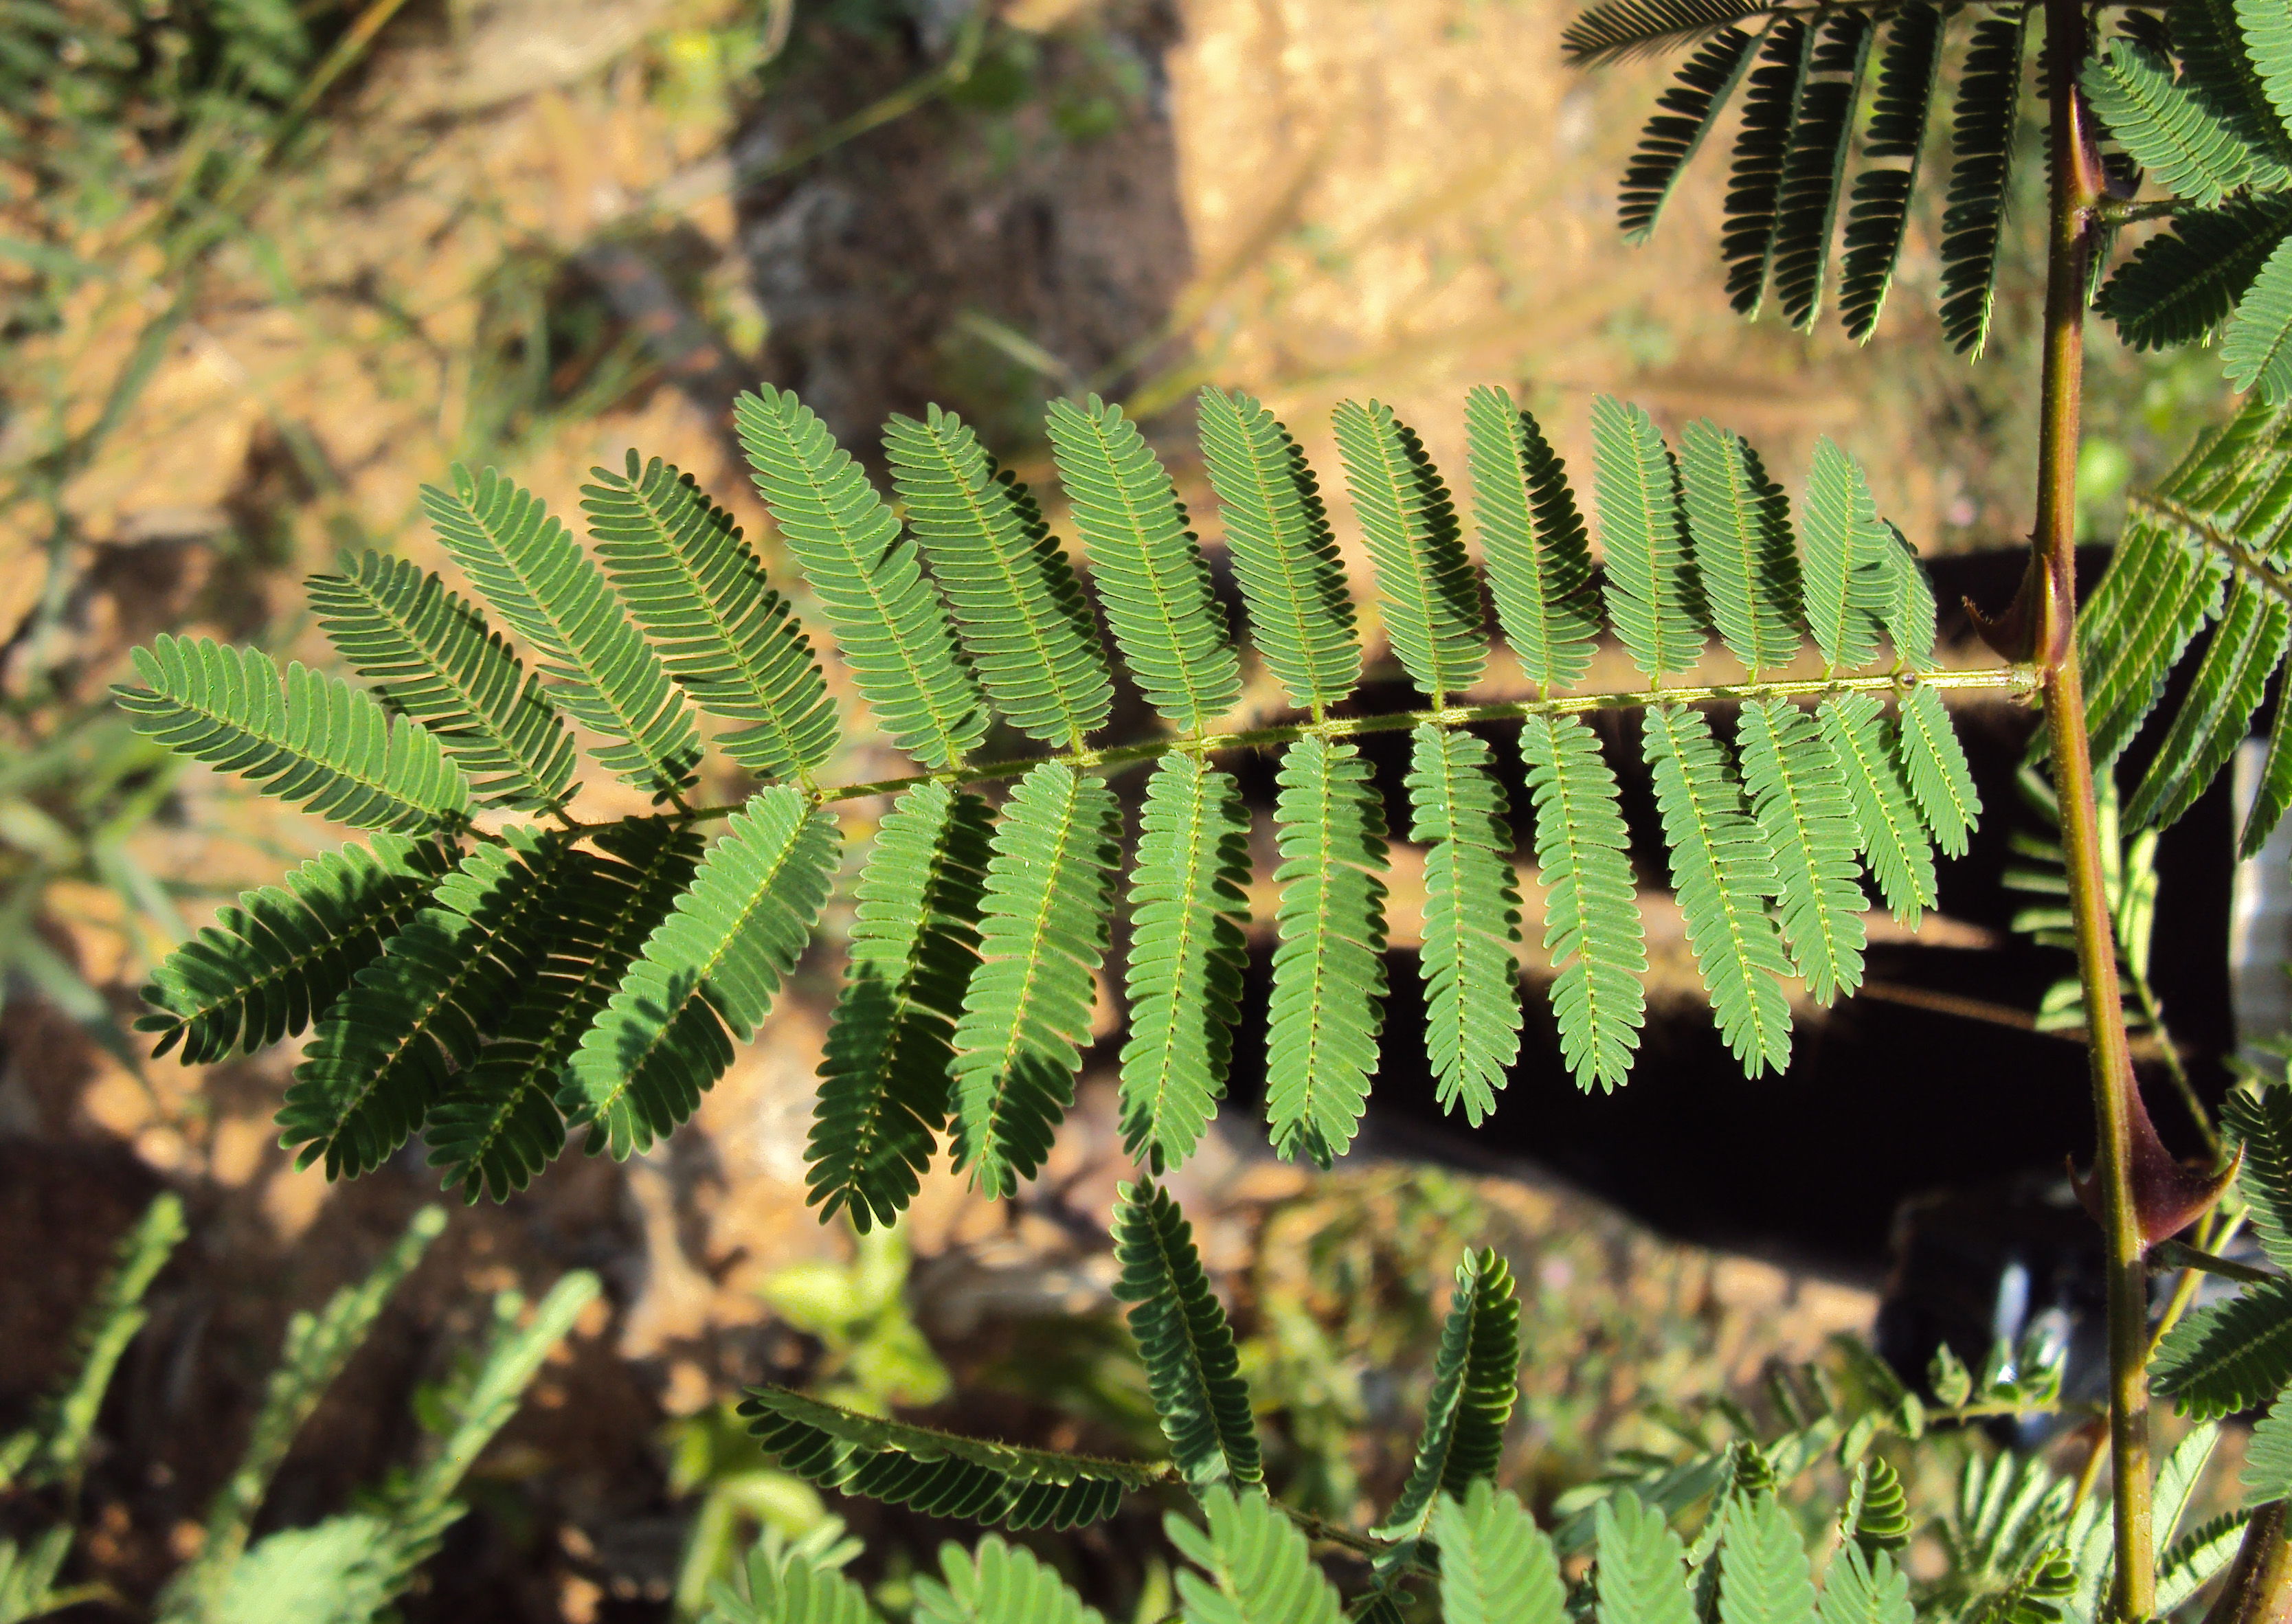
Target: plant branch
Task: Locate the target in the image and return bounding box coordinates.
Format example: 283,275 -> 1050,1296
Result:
2149,1237 -> 2276,1285
658,666 -> 2037,821
2034,1 -> 2154,1610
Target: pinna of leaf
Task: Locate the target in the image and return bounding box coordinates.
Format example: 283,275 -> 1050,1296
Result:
115,383 -> 2001,1225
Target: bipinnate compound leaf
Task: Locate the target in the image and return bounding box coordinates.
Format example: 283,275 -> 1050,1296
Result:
2180,0 -> 2292,177
1112,1182 -> 1261,1488
1593,396 -> 1704,681
2083,39 -> 2260,207
2244,1391 -> 2292,1505
1770,12 -> 1874,332
914,1537 -> 1106,1624
1433,1482 -> 1565,1624
1119,754 -> 1252,1174
1819,695 -> 1936,925
1196,387 -> 1361,712
561,789 -> 838,1159
1720,1491 -> 1817,1624
1375,1249 -> 1521,1552
1265,736 -> 1390,1168
421,465 -> 699,798
1408,727 -> 1523,1125
1618,30 -> 1760,243
1739,700 -> 1867,1005
1046,396 -> 1242,733
138,834 -> 454,1064
1720,21 -> 1812,319
1800,441 -> 1889,672
742,1386 -> 1162,1531
307,550 -> 576,811
2127,576 -> 2289,831
1643,707 -> 1792,1074
2158,1511 -> 2256,1611
723,1547 -> 881,1624
2152,1276 -> 2292,1418
117,635 -> 473,834
1466,385 -> 1602,693
1520,713 -> 1647,1091
886,406 -> 1113,748
807,782 -> 995,1232
1679,420 -> 1801,676
426,819 -> 701,1203
1815,1546 -> 1913,1624
1596,1491 -> 1696,1624
1334,398 -> 1489,700
1562,0 -> 1768,66
278,828 -> 581,1180
584,451 -> 838,782
951,764 -> 1122,1197
734,385 -> 987,770
1169,1487 -> 1345,1624
2105,200 -> 2292,354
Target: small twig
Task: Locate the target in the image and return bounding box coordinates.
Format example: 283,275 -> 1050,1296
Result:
2149,1239 -> 2276,1285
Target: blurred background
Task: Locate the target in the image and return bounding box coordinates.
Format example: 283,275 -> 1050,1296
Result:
0,0 -> 2258,1619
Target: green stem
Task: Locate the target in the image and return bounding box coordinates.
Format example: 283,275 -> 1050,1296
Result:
2032,0 -> 2153,1612
657,666 -> 2038,821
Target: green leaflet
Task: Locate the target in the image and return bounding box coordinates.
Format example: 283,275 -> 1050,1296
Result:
1935,13 -> 2026,357
742,1386 -> 1159,1531
1119,754 -> 1252,1174
2083,39 -> 2260,207
807,781 -> 995,1232
116,635 -> 473,835
2250,684 -> 2292,857
914,1537 -> 1108,1624
2227,1083 -> 2292,1270
2151,1275 -> 2292,1418
1112,1181 -> 1263,1488
1770,11 -> 1874,332
1197,387 -> 1361,712
1720,19 -> 1813,318
734,385 -> 987,771
278,829 -> 578,1180
1045,395 -> 1242,733
1562,0 -> 1768,66
2245,1391 -> 2292,1505
1265,736 -> 1390,1169
1819,695 -> 1936,926
2128,575 -> 2289,831
1846,1459 -> 1912,1557
1800,440 -> 1889,671
2155,1420 -> 2224,1559
1407,726 -> 1524,1125
137,833 -> 453,1063
1593,396 -> 1705,681
1619,29 -> 1760,243
1465,384 -> 1602,693
1720,1494 -> 1817,1624
421,465 -> 700,799
950,763 -> 1122,1198
1519,714 -> 1647,1092
1334,398 -> 1489,700
1169,1487 -> 1346,1624
1878,526 -> 1937,668
307,550 -> 576,811
1373,1249 -> 1520,1553
1643,707 -> 1792,1075
426,819 -> 700,1203
1596,1491 -> 1696,1624
886,406 -> 1114,749
560,789 -> 839,1160
1814,1546 -> 1913,1624
2159,1511 -> 2256,1610
1839,3 -> 1942,343
1678,420 -> 1801,676
1739,700 -> 1867,1006
1898,685 -> 1981,859
2100,198 -> 2292,353
1432,1482 -> 1565,1624
2228,234 -> 2292,405
583,451 -> 839,783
